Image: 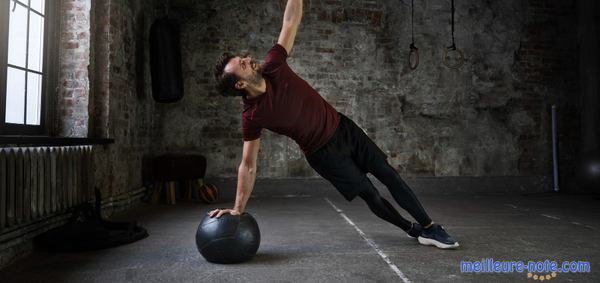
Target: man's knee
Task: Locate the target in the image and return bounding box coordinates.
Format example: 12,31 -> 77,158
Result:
358,184 -> 381,202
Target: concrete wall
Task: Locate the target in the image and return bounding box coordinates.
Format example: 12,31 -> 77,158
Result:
153,0 -> 579,185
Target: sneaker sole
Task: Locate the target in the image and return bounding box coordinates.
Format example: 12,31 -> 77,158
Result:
418,236 -> 460,249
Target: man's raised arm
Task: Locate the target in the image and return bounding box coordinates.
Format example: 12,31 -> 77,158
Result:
278,0 -> 303,55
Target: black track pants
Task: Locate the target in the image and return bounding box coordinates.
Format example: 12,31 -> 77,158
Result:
307,113 -> 432,230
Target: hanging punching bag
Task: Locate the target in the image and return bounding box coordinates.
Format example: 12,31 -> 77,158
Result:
150,17 -> 184,103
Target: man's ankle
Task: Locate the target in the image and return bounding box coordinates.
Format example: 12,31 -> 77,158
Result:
424,222 -> 434,229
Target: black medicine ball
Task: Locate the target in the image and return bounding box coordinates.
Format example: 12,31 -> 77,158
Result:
195,212 -> 260,264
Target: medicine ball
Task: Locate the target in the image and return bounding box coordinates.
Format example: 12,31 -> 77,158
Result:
199,183 -> 219,204
195,212 -> 260,264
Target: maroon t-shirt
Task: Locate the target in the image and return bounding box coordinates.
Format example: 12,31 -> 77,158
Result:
242,44 -> 340,155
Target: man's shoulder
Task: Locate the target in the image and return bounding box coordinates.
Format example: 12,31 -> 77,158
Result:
262,44 -> 289,74
267,43 -> 288,57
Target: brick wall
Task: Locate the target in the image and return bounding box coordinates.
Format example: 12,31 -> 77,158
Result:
0,0 -> 584,269
152,0 -> 579,184
57,0 -> 91,137
90,0 -> 157,202
512,0 -> 579,184
58,0 -> 157,205
54,0 -> 582,190
0,0 -> 158,269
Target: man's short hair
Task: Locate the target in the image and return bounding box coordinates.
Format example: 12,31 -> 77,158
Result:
214,52 -> 246,97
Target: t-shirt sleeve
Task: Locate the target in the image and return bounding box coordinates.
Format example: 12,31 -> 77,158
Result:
261,44 -> 288,76
242,113 -> 262,141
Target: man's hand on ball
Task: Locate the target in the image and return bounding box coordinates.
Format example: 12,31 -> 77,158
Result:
208,208 -> 241,218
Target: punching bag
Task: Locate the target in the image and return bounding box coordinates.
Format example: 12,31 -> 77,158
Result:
150,17 -> 184,103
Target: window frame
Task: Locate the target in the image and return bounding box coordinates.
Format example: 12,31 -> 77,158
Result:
0,0 -> 59,136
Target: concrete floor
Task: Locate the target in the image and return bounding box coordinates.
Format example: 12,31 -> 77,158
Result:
0,179 -> 599,282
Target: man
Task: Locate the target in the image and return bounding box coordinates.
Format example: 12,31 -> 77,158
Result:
210,0 -> 459,249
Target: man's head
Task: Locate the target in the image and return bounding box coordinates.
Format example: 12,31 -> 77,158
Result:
214,52 -> 263,97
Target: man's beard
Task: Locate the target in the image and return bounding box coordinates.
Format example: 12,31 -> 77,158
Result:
240,53 -> 263,86
248,64 -> 263,86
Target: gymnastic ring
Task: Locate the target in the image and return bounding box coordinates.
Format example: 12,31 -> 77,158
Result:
409,44 -> 419,70
443,47 -> 464,69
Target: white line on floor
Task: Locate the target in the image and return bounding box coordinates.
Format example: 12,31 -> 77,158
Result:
507,205 -> 596,230
282,194 -> 312,198
324,198 -> 411,283
541,214 -> 560,220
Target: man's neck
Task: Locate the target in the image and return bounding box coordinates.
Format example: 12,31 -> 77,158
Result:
245,79 -> 267,99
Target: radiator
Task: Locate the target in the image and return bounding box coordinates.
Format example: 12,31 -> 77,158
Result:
0,146 -> 93,233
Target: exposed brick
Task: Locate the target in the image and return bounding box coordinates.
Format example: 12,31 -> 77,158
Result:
40,0 -> 582,184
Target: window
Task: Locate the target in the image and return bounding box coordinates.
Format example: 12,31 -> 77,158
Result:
0,0 -> 57,135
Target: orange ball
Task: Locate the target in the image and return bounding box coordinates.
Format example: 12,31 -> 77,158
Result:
199,183 -> 219,204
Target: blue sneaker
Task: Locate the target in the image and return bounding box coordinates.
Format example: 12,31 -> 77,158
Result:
418,224 -> 459,249
407,223 -> 422,238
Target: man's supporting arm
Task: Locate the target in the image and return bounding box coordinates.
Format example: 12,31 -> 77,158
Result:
233,138 -> 261,213
209,138 -> 260,217
277,0 -> 303,55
